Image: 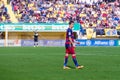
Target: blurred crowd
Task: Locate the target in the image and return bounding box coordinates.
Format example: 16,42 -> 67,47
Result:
0,0 -> 120,35
10,0 -> 120,29
0,0 -> 11,23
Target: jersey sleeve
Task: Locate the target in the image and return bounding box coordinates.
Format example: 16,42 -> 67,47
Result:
67,29 -> 72,38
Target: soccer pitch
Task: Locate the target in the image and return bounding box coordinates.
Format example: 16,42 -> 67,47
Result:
0,47 -> 120,80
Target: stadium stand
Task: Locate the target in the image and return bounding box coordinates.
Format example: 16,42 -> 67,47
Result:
1,0 -> 120,39
9,0 -> 120,26
0,0 -> 11,23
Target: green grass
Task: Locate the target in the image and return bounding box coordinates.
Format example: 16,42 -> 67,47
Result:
0,47 -> 120,80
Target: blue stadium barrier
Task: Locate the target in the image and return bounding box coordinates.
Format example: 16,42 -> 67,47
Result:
76,39 -> 118,46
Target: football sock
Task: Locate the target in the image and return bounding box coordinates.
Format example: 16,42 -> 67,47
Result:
72,56 -> 79,67
64,56 -> 68,66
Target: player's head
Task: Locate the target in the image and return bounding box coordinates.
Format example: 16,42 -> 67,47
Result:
34,30 -> 37,33
69,21 -> 74,28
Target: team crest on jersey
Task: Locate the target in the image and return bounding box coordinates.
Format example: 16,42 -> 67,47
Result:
68,32 -> 71,35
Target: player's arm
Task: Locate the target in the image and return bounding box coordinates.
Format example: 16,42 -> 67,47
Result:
74,39 -> 80,44
68,30 -> 74,45
69,37 -> 74,45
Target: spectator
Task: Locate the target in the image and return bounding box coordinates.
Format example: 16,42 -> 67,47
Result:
0,0 -> 11,23
9,0 -> 120,31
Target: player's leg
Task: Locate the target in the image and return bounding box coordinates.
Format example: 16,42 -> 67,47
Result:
34,41 -> 38,47
36,39 -> 38,47
63,48 -> 71,69
34,42 -> 36,47
34,38 -> 36,47
71,47 -> 84,69
71,54 -> 79,67
34,42 -> 37,47
64,53 -> 69,66
36,41 -> 38,47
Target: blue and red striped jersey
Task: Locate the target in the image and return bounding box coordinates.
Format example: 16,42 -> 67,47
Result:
65,28 -> 74,44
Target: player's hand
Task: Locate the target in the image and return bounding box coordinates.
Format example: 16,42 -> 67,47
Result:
73,43 -> 76,47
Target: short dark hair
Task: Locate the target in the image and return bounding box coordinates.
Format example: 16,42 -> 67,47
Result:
69,21 -> 74,25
